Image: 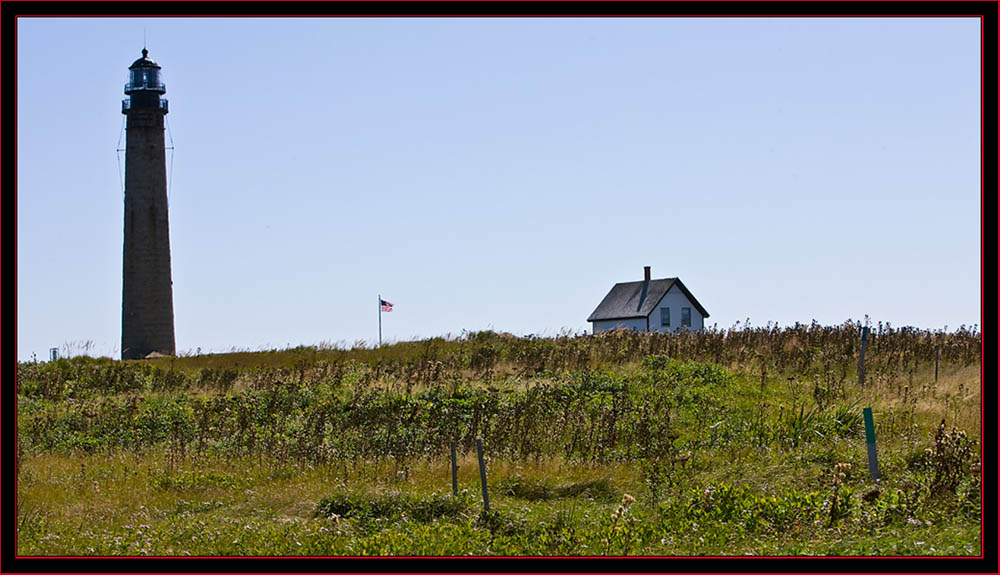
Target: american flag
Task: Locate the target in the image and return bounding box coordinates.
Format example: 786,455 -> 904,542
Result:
380,299 -> 394,312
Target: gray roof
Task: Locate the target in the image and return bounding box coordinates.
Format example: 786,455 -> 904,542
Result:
129,48 -> 161,70
587,278 -> 710,322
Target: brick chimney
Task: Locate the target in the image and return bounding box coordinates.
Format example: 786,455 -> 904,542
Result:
644,266 -> 651,282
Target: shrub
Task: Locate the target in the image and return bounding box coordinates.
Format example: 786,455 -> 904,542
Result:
314,491 -> 474,523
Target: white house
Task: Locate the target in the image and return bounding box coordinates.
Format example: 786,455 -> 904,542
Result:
587,267 -> 710,334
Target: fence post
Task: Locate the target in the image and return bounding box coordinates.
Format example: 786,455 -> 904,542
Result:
475,437 -> 490,512
858,326 -> 869,386
935,345 -> 940,382
863,407 -> 880,480
450,441 -> 458,497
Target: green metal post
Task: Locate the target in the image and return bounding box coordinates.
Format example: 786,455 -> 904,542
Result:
863,407 -> 880,480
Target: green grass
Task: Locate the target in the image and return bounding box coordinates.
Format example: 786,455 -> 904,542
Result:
15,327 -> 982,556
15,449 -> 980,556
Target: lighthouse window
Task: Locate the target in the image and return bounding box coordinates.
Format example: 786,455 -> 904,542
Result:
131,69 -> 159,89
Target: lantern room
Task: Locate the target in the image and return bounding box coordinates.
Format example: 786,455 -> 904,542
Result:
123,48 -> 168,113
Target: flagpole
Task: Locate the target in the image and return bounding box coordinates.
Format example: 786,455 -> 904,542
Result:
378,294 -> 382,348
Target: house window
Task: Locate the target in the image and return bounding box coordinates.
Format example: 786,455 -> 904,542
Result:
660,307 -> 670,327
681,307 -> 691,327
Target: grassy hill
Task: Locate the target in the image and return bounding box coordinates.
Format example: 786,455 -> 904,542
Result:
15,323 -> 982,556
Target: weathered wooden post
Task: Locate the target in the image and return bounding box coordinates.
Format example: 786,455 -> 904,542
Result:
475,437 -> 490,512
863,407 -> 880,480
935,345 -> 940,382
858,326 -> 869,386
449,441 -> 458,496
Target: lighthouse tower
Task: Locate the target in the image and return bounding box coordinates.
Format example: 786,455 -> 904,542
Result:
121,48 -> 175,360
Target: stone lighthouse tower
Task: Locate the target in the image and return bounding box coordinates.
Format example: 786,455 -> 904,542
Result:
121,48 -> 175,360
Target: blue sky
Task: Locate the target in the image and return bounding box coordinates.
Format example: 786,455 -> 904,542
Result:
16,17 -> 981,360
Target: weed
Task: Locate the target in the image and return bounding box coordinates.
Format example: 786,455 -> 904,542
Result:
925,420 -> 977,500
826,463 -> 854,526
